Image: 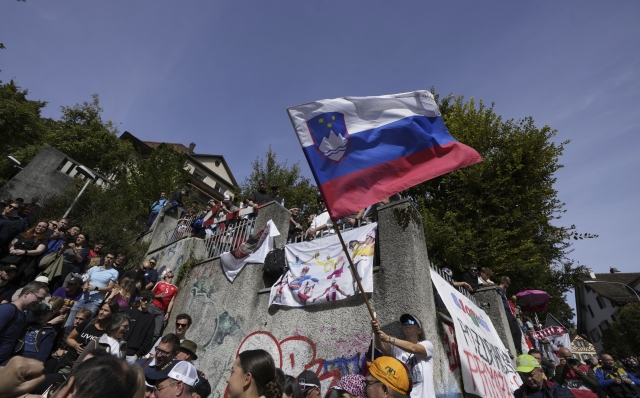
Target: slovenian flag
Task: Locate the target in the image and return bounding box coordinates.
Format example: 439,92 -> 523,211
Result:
287,90 -> 482,219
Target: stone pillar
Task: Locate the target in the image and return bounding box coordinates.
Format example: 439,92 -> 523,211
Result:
374,199 -> 436,335
254,201 -> 291,249
147,208 -> 181,252
474,286 -> 517,358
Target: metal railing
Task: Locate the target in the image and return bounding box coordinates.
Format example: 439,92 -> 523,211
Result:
430,263 -> 481,307
290,219 -> 369,243
162,206 -> 259,258
164,213 -> 199,244
203,217 -> 257,259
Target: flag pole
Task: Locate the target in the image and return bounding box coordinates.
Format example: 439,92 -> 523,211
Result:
330,218 -> 376,321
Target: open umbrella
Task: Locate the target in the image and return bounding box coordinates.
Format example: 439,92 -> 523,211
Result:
516,290 -> 552,313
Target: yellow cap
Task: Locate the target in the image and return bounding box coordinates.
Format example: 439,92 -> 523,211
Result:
367,357 -> 411,395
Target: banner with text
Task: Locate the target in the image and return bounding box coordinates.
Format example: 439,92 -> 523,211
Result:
269,223 -> 376,307
533,326 -> 571,364
431,269 -> 520,398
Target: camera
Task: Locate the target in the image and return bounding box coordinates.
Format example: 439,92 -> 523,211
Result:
567,358 -> 579,366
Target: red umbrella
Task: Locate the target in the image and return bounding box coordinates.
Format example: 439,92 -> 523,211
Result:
516,290 -> 552,312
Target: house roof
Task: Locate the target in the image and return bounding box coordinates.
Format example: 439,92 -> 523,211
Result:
579,272 -> 640,304
120,131 -> 238,188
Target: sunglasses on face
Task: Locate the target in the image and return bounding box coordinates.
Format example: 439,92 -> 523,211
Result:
176,323 -> 189,329
140,298 -> 150,303
403,319 -> 417,326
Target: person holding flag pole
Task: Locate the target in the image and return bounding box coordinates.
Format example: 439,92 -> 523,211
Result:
286,89 -> 481,363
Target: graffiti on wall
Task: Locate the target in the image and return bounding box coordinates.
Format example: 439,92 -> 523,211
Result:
236,331 -> 367,398
438,321 -> 464,398
150,239 -> 187,276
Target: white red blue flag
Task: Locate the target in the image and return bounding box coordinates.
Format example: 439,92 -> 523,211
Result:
287,90 -> 482,219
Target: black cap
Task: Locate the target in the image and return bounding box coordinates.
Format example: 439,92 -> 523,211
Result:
271,184 -> 280,189
297,370 -> 320,394
0,264 -> 18,272
193,376 -> 212,397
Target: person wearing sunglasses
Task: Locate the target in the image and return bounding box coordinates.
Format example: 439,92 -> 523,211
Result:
149,268 -> 179,341
123,290 -> 156,364
147,313 -> 192,360
0,280 -> 49,364
371,313 -> 435,398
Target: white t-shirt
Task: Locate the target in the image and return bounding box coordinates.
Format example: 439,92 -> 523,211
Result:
310,211 -> 333,237
392,341 -> 435,398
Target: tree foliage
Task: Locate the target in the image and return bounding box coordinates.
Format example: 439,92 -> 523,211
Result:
0,80 -> 190,267
0,82 -> 132,185
601,303 -> 640,357
238,146 -> 319,224
406,92 -> 596,328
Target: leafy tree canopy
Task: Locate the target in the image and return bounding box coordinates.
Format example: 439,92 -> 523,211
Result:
407,92 -> 597,328
1,80 -> 189,267
601,303 -> 640,357
238,146 -> 319,225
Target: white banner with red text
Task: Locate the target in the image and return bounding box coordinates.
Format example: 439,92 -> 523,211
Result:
431,269 -> 520,398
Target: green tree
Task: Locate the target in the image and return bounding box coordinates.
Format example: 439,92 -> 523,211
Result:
37,145 -> 189,267
601,303 -> 640,357
407,93 -> 597,328
0,82 -> 132,184
0,81 -> 48,185
238,146 -> 319,225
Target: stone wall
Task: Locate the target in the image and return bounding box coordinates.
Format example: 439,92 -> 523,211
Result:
148,200 -> 512,398
0,146 -> 75,202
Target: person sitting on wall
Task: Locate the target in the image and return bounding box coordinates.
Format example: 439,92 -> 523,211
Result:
162,189 -> 189,219
372,314 -> 436,398
245,179 -> 272,213
306,196 -> 333,239
461,263 -> 482,292
146,191 -> 168,231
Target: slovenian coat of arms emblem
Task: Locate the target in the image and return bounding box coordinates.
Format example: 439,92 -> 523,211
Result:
306,112 -> 350,163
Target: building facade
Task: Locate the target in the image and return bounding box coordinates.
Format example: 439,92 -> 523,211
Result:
120,132 -> 239,204
575,269 -> 640,352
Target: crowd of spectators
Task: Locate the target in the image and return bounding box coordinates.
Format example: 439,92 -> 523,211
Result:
0,193 -> 215,397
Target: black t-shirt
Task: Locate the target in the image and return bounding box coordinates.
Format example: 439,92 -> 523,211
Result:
0,283 -> 17,304
66,319 -> 104,361
248,191 -> 272,206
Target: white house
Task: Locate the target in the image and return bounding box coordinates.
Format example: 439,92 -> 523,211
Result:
120,131 -> 239,204
575,269 -> 640,352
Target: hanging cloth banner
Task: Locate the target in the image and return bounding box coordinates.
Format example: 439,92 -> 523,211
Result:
269,223 -> 377,308
220,220 -> 279,282
430,269 -> 521,398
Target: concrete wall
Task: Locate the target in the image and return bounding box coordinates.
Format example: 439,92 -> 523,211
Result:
473,286 -> 518,358
0,146 -> 75,202
155,199 -> 467,398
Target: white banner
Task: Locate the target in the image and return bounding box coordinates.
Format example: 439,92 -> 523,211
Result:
269,223 -> 376,307
430,269 -> 520,398
220,220 -> 279,282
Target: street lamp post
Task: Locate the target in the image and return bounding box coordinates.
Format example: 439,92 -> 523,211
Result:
63,165 -> 96,218
582,280 -> 640,302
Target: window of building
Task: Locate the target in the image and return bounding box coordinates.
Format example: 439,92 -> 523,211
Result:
585,285 -> 592,293
590,327 -> 602,343
215,160 -> 221,167
193,170 -> 206,182
587,305 -> 594,318
596,296 -> 607,310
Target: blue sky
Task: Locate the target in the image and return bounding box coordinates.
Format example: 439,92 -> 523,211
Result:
2,1 -> 639,315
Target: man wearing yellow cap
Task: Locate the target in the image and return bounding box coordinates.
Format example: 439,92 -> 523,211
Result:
514,354 -> 574,398
365,356 -> 411,398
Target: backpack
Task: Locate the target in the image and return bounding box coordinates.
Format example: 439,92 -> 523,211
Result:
263,248 -> 287,278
